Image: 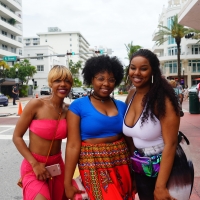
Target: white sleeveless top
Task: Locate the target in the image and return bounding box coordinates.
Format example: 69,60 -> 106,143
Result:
123,93 -> 164,149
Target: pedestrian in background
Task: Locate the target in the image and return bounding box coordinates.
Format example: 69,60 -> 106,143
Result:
64,55 -> 134,200
13,65 -> 73,200
123,49 -> 194,200
12,85 -> 18,105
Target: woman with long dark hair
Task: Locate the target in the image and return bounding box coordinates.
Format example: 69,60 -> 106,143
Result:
123,49 -> 194,200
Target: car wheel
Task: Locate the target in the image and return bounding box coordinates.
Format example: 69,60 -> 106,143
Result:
3,104 -> 8,107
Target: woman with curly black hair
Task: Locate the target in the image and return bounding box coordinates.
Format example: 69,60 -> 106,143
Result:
64,55 -> 134,200
123,49 -> 194,200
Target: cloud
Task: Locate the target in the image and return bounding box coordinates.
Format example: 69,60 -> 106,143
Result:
22,0 -> 168,66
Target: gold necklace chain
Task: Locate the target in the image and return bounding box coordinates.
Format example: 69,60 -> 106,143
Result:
49,99 -> 63,115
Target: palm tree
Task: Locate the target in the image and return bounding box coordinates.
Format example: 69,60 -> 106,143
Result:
154,14 -> 197,83
125,41 -> 142,60
124,42 -> 142,86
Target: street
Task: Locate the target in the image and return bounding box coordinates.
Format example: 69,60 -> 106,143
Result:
0,95 -> 200,199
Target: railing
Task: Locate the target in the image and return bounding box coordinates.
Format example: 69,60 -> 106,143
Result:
0,3 -> 22,19
0,18 -> 22,31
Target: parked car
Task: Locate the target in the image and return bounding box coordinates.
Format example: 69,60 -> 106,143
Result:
84,87 -> 92,95
188,84 -> 198,93
0,93 -> 8,106
40,86 -> 51,95
68,87 -> 88,99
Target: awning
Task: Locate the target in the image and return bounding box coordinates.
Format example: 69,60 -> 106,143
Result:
194,78 -> 200,81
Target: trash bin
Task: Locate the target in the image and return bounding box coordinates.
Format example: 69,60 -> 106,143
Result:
189,92 -> 200,114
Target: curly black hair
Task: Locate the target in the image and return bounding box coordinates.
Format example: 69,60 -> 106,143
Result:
82,55 -> 124,87
128,49 -> 180,125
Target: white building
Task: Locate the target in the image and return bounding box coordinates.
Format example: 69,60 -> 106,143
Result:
23,28 -> 95,91
0,0 -> 23,59
23,44 -> 61,93
152,0 -> 200,88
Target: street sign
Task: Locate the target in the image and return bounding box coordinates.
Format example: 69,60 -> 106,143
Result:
3,56 -> 17,62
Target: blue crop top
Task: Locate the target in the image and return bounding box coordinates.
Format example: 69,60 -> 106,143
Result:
69,96 -> 127,140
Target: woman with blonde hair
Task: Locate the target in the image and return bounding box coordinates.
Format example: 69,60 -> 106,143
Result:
13,65 -> 72,200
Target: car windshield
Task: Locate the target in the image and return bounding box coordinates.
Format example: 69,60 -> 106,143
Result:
73,88 -> 85,92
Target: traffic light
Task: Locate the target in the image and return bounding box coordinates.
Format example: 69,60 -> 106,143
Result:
34,81 -> 37,87
66,52 -> 75,55
99,50 -> 104,54
185,33 -> 194,39
95,50 -> 104,54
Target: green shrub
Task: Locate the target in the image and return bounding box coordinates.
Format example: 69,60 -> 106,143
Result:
19,85 -> 28,97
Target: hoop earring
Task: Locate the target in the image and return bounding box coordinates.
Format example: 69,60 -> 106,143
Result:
126,75 -> 129,84
152,75 -> 154,83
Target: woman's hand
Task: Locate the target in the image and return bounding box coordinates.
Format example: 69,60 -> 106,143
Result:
154,187 -> 177,200
32,162 -> 51,181
65,185 -> 85,200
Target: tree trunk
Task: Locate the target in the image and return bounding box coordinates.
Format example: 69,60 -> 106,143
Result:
176,38 -> 181,83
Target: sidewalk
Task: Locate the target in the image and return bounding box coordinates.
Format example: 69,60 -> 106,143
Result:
180,100 -> 200,199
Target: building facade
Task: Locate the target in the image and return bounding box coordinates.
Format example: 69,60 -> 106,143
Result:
23,45 -> 62,93
0,0 -> 23,59
152,0 -> 200,88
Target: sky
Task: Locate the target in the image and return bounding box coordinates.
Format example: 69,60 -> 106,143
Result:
22,0 -> 169,66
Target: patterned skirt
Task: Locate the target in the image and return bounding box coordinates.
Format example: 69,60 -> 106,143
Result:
78,138 -> 134,200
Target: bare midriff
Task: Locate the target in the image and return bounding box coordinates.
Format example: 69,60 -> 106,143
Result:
29,131 -> 62,156
83,133 -> 123,144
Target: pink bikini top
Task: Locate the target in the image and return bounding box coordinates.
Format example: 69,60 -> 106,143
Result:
29,119 -> 67,140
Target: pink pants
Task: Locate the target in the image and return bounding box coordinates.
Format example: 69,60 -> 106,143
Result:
20,152 -> 66,200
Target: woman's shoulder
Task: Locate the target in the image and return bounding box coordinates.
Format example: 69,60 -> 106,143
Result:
125,88 -> 136,104
69,96 -> 88,108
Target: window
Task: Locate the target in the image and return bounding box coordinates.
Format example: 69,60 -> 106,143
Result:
168,36 -> 175,44
33,43 -> 38,45
37,54 -> 43,60
26,39 -> 30,41
1,2 -> 6,7
70,44 -> 72,47
11,47 -> 16,53
33,38 -> 38,41
19,49 -> 22,55
165,61 -> 182,74
70,38 -> 72,41
192,45 -> 200,55
167,17 -> 174,29
1,17 -> 6,22
11,34 -> 16,40
2,30 -> 7,36
168,46 -> 180,56
2,44 -> 7,50
26,43 -> 30,46
37,65 -> 44,71
188,60 -> 200,72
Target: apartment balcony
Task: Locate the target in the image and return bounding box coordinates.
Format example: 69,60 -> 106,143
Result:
0,34 -> 23,48
80,53 -> 88,61
0,4 -> 22,24
0,47 -> 19,57
152,43 -> 164,53
1,0 -> 22,11
0,19 -> 22,36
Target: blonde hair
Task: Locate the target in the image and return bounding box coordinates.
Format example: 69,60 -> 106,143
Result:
48,65 -> 73,87
169,80 -> 177,88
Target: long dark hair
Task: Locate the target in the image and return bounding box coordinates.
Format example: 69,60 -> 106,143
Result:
128,49 -> 180,125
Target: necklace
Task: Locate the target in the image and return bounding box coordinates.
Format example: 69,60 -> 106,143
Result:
49,99 -> 63,115
91,92 -> 111,103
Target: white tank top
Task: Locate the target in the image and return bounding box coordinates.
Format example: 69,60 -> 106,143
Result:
123,94 -> 164,149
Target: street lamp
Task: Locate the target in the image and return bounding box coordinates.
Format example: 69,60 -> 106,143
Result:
15,68 -> 19,91
182,67 -> 185,88
0,66 -> 3,93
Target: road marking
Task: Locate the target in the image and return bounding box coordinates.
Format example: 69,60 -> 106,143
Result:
0,127 -> 15,134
